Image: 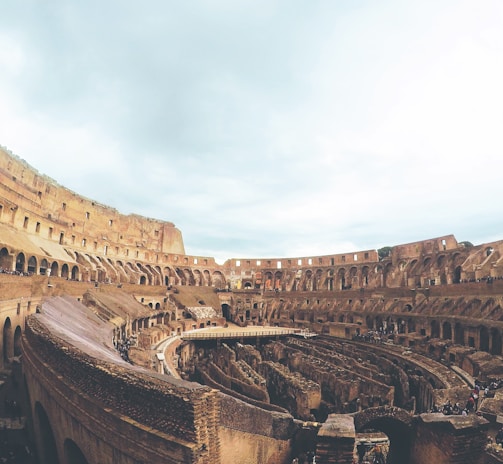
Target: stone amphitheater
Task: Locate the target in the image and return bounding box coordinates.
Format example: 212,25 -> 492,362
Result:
1,145 -> 503,463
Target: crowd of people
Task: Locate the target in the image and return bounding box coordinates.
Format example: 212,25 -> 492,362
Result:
0,267 -> 31,277
115,336 -> 136,363
431,381 -> 498,416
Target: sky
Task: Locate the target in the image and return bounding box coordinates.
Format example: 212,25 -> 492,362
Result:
0,1 -> 502,263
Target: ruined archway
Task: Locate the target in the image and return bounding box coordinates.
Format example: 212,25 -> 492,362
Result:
354,406 -> 413,464
61,263 -> 69,279
71,265 -> 79,281
13,325 -> 22,356
51,261 -> 59,277
15,252 -> 25,273
454,323 -> 465,345
491,328 -> 502,355
40,258 -> 49,275
27,255 -> 37,274
442,322 -> 452,341
0,247 -> 12,269
64,439 -> 89,464
34,402 -> 60,464
430,320 -> 440,339
480,326 -> 490,352
2,317 -> 13,366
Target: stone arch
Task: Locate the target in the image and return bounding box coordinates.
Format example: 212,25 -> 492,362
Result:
61,263 -> 69,279
163,266 -> 176,286
302,270 -> 312,291
353,406 -> 413,464
374,264 -> 384,287
454,322 -> 465,345
64,439 -> 89,464
175,268 -> 186,285
442,322 -> 452,341
338,268 -> 346,290
34,402 -> 60,464
274,271 -> 283,290
27,255 -> 37,274
430,320 -> 440,339
453,266 -> 462,284
39,258 -> 48,275
0,247 -> 12,269
383,262 -> 393,287
349,266 -> 358,288
193,269 -> 202,286
203,270 -> 211,286
15,252 -> 25,273
71,265 -> 79,280
13,325 -> 22,357
480,326 -> 490,352
2,317 -> 13,366
136,263 -> 152,285
222,303 -> 231,320
437,254 -> 447,284
361,266 -> 370,286
50,261 -> 59,277
326,269 -> 335,291
491,328 -> 502,355
212,271 -> 225,289
153,265 -> 163,286
182,268 -> 195,286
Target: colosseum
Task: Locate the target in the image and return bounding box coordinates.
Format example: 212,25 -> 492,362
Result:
1,145 -> 503,464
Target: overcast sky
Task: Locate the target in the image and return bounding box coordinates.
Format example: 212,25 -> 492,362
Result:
0,1 -> 502,263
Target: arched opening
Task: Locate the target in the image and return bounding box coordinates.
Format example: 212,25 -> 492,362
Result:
13,325 -> 22,356
430,320 -> 440,339
71,265 -> 79,280
50,261 -> 59,277
338,268 -> 346,291
27,256 -> 37,274
354,409 -> 413,464
64,439 -> 89,464
2,317 -> 13,366
222,304 -> 231,321
61,263 -> 69,279
491,328 -> 502,355
480,326 -> 490,352
454,323 -> 465,345
453,266 -> 462,284
40,258 -> 48,275
139,275 -> 147,285
442,322 -> 452,341
34,402 -> 60,464
0,247 -> 12,269
15,252 -> 25,273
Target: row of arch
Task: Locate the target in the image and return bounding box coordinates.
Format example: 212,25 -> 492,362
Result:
35,402 -> 89,464
0,247 -> 227,288
257,260 -> 466,293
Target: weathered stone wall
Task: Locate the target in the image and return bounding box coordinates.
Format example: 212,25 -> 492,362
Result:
22,315 -> 221,463
218,394 -> 295,464
259,361 -> 321,420
410,414 -> 489,464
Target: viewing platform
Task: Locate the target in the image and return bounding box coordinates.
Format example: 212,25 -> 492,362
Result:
180,326 -> 316,341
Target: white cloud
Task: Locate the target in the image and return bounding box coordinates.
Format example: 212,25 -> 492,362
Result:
0,0 -> 502,260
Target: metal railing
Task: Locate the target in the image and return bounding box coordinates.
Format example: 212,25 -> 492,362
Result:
181,328 -> 300,340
